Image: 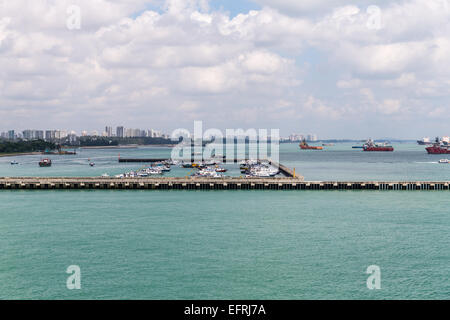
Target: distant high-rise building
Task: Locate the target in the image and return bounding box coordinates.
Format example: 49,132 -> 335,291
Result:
22,130 -> 44,140
116,126 -> 124,138
22,130 -> 31,140
288,134 -> 304,142
125,128 -> 144,138
55,130 -> 67,140
105,126 -> 113,137
45,130 -> 55,141
91,130 -> 99,136
67,132 -> 77,143
81,131 -> 88,137
8,130 -> 15,140
152,130 -> 162,138
304,134 -> 318,142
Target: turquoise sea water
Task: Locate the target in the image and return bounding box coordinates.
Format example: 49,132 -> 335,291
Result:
1,191 -> 449,299
1,143 -> 450,299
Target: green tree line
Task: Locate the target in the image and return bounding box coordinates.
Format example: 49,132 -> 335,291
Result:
0,139 -> 56,153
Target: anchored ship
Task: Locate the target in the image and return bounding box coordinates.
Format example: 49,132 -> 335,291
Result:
417,137 -> 432,145
426,138 -> 450,154
299,139 -> 323,150
39,158 -> 52,167
363,139 -> 394,152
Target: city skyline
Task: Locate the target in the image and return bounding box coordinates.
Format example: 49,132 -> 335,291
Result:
3,124 -> 448,141
0,126 -> 169,140
1,1 -> 450,138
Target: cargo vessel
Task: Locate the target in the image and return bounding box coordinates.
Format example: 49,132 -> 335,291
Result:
363,139 -> 394,152
417,137 -> 432,145
299,140 -> 323,150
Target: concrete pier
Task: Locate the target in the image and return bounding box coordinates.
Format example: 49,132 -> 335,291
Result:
268,159 -> 296,177
1,177 -> 449,190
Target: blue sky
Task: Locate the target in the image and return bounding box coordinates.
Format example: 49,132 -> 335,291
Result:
0,0 -> 449,139
210,0 -> 261,16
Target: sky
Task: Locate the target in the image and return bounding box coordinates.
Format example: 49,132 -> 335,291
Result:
1,0 -> 450,139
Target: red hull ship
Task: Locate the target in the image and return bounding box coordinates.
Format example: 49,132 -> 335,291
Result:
362,139 -> 394,152
426,146 -> 450,154
39,158 -> 52,167
425,137 -> 450,154
364,146 -> 394,152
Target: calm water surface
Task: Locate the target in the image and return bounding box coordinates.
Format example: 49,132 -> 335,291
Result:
0,191 -> 449,299
1,143 -> 449,299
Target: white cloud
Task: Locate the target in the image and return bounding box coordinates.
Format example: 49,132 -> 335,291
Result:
382,73 -> 416,87
337,78 -> 361,89
378,99 -> 402,115
1,0 -> 450,137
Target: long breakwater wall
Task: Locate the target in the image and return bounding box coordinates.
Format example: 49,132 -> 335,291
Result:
1,177 -> 450,190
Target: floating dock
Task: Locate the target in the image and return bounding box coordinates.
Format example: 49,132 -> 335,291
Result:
1,177 -> 449,190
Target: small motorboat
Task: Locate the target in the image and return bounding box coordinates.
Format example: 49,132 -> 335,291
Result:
438,159 -> 449,164
215,167 -> 228,173
101,173 -> 110,177
39,158 -> 52,167
138,172 -> 149,177
10,160 -> 19,165
182,162 -> 194,168
147,168 -> 163,175
89,162 -> 95,167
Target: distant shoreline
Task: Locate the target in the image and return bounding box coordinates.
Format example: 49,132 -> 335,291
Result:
0,152 -> 42,158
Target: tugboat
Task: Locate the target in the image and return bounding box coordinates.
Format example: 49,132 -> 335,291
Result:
39,158 -> 52,167
363,139 -> 394,152
299,139 -> 323,150
426,137 -> 450,154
